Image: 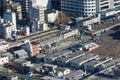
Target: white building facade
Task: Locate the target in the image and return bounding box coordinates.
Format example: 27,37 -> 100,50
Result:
3,23 -> 16,39
0,56 -> 9,66
0,17 -> 16,39
97,0 -> 120,13
61,0 -> 120,17
61,0 -> 97,17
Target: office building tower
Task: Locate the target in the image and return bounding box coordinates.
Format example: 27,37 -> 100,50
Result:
61,0 -> 120,17
0,0 -> 7,18
13,0 -> 29,20
51,0 -> 61,10
61,0 -> 96,17
3,11 -> 17,30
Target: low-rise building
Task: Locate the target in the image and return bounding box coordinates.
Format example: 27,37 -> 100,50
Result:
44,50 -> 72,64
0,39 -> 9,52
41,76 -> 64,80
14,59 -> 31,66
0,43 -> 9,52
53,67 -> 70,77
28,63 -> 58,74
14,49 -> 28,59
83,57 -> 112,73
68,44 -> 83,51
3,52 -> 14,61
21,41 -> 39,57
83,42 -> 99,51
113,65 -> 120,77
69,54 -> 99,69
43,64 -> 58,71
56,52 -> 85,67
29,64 -> 43,72
0,56 -> 9,66
62,29 -> 80,39
64,70 -> 85,80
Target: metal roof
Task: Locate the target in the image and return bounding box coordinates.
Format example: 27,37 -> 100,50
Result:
70,54 -> 99,64
65,70 -> 84,79
56,52 -> 85,63
4,52 -> 13,57
14,49 -> 28,56
45,50 -> 72,60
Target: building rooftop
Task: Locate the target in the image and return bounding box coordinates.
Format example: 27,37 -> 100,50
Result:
65,69 -> 84,79
43,63 -> 58,68
45,50 -> 72,60
56,52 -> 85,63
101,15 -> 117,21
14,59 -> 30,64
55,67 -> 69,72
80,15 -> 98,22
14,49 -> 28,56
3,52 -> 14,57
68,44 -> 83,51
84,57 -> 112,67
29,64 -> 43,69
40,36 -> 62,45
42,76 -> 64,80
69,54 -> 99,64
91,14 -> 120,34
0,39 -> 6,43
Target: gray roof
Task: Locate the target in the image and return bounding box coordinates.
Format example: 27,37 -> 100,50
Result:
65,70 -> 84,79
85,60 -> 101,67
14,59 -> 29,64
42,76 -> 64,80
14,49 -> 28,56
70,54 -> 99,64
45,50 -> 72,60
56,52 -> 85,63
4,52 -> 14,57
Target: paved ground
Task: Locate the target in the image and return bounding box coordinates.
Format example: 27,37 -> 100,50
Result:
91,26 -> 120,58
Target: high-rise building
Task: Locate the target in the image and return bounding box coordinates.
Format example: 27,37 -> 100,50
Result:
61,0 -> 120,17
51,0 -> 61,10
13,0 -> 29,20
3,11 -> 17,29
0,0 -> 7,18
30,6 -> 46,32
3,0 -> 22,22
97,0 -> 120,13
61,0 -> 97,17
10,1 -> 22,21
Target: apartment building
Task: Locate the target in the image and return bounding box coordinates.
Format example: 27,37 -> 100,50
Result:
3,23 -> 16,39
